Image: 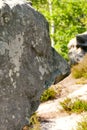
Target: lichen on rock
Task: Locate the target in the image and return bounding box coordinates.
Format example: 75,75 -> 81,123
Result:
0,0 -> 70,130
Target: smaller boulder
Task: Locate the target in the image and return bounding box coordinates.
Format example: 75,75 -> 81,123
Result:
68,32 -> 87,65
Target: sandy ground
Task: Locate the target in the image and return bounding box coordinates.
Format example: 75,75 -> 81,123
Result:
37,74 -> 87,130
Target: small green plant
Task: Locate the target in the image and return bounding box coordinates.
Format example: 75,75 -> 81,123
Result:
76,78 -> 87,85
60,98 -> 72,113
71,54 -> 87,79
60,98 -> 87,114
40,87 -> 57,102
29,112 -> 41,130
76,116 -> 87,130
22,113 -> 41,130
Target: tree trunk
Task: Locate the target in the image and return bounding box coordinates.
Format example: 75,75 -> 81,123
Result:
48,0 -> 55,47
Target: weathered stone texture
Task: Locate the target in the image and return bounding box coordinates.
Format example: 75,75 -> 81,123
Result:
0,0 -> 70,130
68,32 -> 87,65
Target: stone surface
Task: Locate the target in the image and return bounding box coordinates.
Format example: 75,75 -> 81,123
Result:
0,0 -> 70,130
37,75 -> 87,130
68,32 -> 87,65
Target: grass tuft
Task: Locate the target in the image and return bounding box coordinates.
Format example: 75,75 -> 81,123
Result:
40,87 -> 57,102
71,54 -> 87,79
76,116 -> 87,130
22,113 -> 41,130
60,98 -> 87,114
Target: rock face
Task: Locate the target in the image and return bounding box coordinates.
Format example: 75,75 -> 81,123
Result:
0,0 -> 70,130
68,32 -> 87,65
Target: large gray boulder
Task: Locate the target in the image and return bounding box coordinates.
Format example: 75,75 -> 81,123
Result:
68,32 -> 87,65
0,0 -> 70,130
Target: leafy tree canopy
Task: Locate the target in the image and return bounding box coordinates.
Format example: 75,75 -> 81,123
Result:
28,0 -> 87,60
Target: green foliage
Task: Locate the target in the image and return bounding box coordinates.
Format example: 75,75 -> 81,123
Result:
60,98 -> 72,112
76,116 -> 87,130
22,113 -> 41,130
29,113 -> 40,125
29,113 -> 41,130
71,54 -> 87,79
60,98 -> 87,114
29,0 -> 87,60
40,87 -> 57,102
76,78 -> 87,85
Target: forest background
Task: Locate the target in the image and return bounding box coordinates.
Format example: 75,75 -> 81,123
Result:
28,0 -> 87,60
